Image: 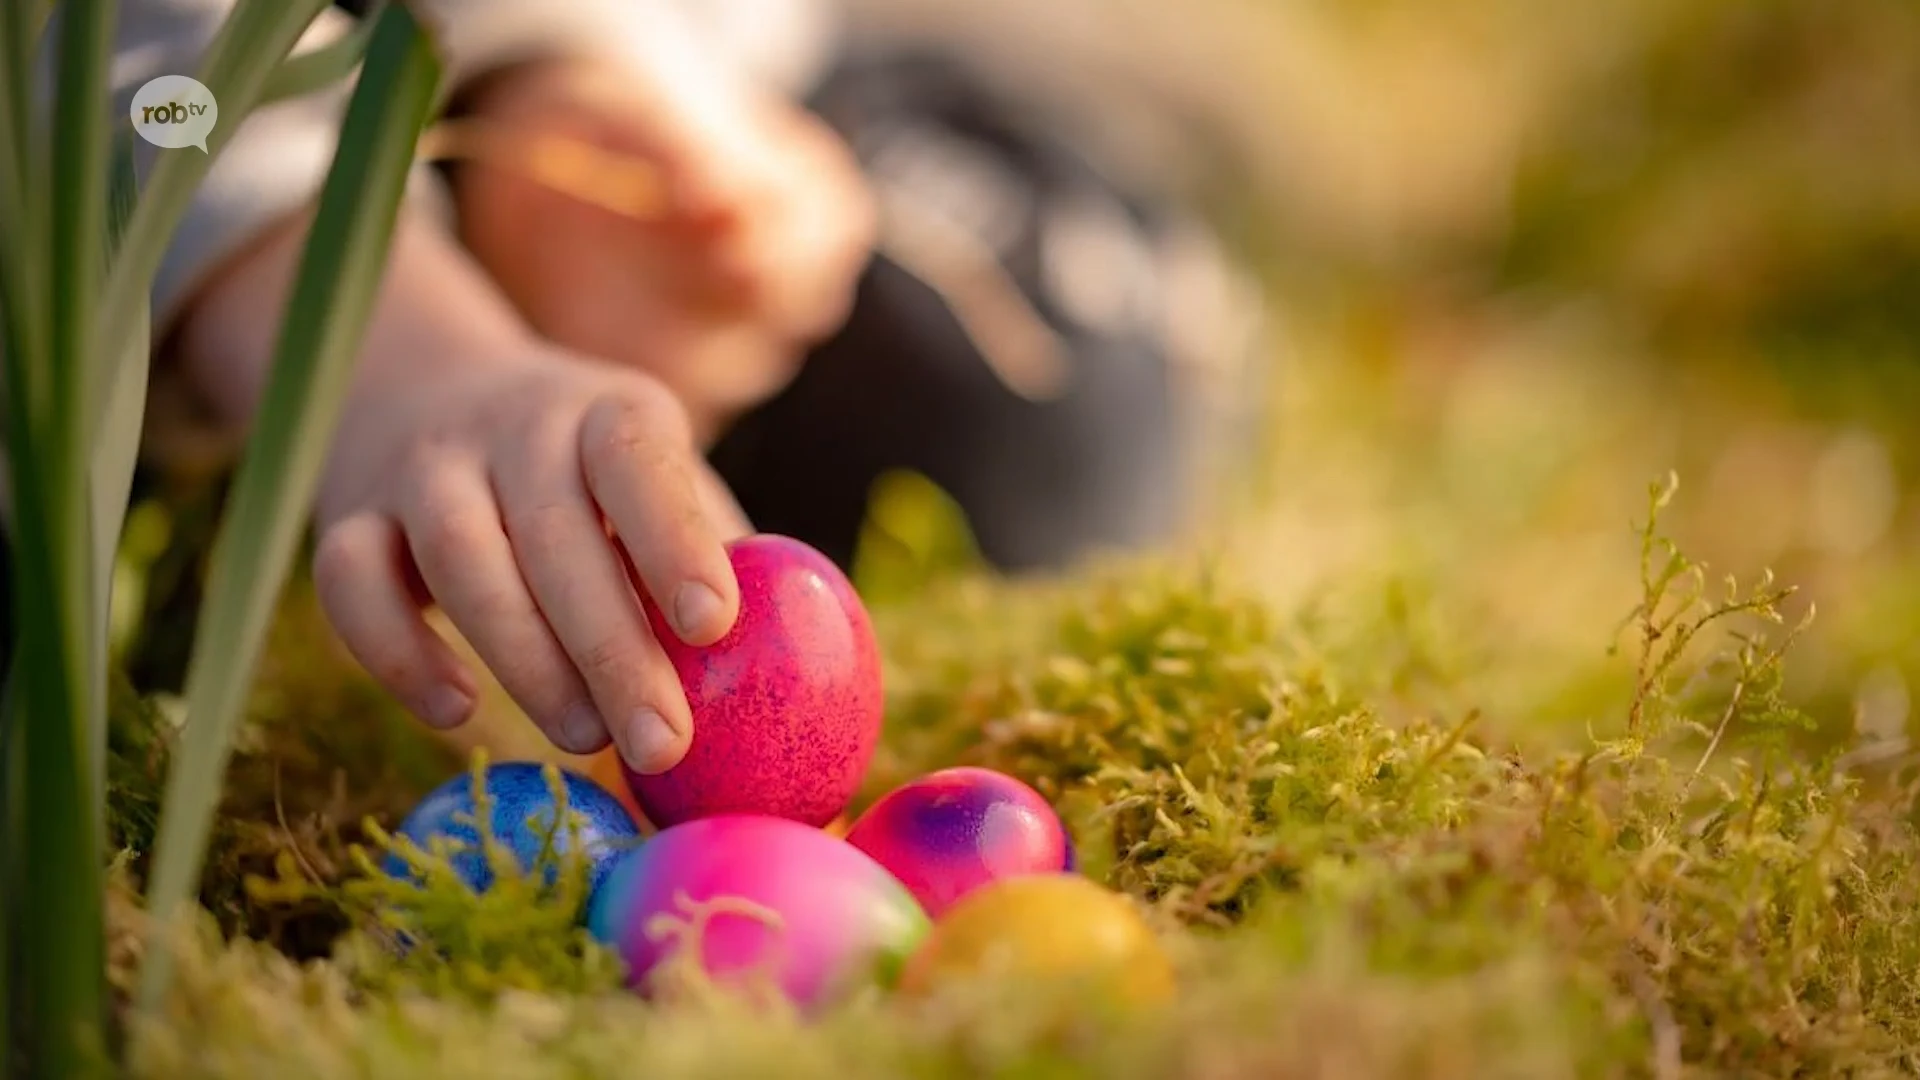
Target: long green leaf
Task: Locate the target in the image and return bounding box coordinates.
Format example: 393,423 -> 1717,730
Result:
1,0 -> 30,193
16,0 -> 119,1072
0,4 -> 34,1068
258,1 -> 387,106
137,3 -> 443,1011
0,0 -> 47,426
91,0 -> 332,445
0,3 -> 39,1070
89,132 -> 148,834
1,666 -> 19,1079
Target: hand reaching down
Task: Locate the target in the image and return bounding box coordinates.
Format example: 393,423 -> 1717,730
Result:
311,346 -> 752,775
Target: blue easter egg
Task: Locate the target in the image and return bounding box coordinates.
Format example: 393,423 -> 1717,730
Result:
384,762 -> 641,896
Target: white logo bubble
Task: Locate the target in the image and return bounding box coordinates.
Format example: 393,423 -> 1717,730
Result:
130,75 -> 218,153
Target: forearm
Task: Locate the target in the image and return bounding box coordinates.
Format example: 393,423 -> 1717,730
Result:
91,0 -> 718,466
82,0 -> 794,326
173,207 -> 534,435
98,0 -> 815,464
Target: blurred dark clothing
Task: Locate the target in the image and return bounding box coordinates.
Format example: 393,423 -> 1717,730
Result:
712,48 -> 1207,571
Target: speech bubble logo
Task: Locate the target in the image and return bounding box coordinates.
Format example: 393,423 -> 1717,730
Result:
130,75 -> 218,153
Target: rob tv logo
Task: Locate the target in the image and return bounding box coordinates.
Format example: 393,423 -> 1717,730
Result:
140,100 -> 207,124
129,75 -> 218,152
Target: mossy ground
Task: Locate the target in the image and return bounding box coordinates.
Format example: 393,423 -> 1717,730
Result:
100,2 -> 1920,1075
102,353 -> 1920,1077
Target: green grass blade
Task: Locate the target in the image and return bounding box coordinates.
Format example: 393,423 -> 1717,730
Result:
1,3 -> 28,190
92,0 -> 332,438
104,129 -> 138,255
0,0 -> 47,427
14,0 -> 120,1072
1,666 -> 18,1077
136,2 -> 443,1011
89,132 -> 148,827
258,1 -> 387,106
0,4 -> 37,1069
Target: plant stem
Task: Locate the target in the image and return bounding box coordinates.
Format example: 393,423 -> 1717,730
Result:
0,33 -> 28,1080
0,0 -> 47,394
16,0 -> 118,1070
0,0 -> 34,197
1,668 -> 17,1078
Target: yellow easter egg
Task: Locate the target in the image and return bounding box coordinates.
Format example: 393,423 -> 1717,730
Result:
899,874 -> 1175,1008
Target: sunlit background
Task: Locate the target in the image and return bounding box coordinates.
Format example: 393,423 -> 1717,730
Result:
838,0 -> 1920,759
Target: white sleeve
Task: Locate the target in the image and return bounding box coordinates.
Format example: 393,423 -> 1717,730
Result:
66,0 -> 779,333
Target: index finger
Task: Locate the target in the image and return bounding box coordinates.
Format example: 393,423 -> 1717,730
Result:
578,384 -> 741,647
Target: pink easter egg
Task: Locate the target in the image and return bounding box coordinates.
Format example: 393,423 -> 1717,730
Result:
627,534 -> 883,828
844,766 -> 1071,918
586,814 -> 929,1009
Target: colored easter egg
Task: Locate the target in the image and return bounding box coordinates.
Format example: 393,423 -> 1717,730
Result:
844,767 -> 1070,917
384,762 -> 641,896
587,814 -> 929,1009
899,874 -> 1176,1008
626,534 -> 883,828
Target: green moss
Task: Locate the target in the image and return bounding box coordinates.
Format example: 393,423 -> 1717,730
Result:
246,750 -> 628,1003
107,463 -> 1920,1078
105,572 -> 459,952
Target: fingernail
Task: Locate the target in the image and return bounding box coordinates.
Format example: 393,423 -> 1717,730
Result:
673,581 -> 727,642
422,685 -> 474,729
612,707 -> 683,774
558,703 -> 608,754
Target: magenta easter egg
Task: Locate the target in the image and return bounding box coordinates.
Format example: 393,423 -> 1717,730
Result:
586,814 -> 929,1009
844,767 -> 1070,918
627,535 -> 883,828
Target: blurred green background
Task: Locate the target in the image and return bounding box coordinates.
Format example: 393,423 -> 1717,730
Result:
854,0 -> 1920,762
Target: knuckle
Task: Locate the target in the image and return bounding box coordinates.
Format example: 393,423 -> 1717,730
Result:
310,522 -> 371,596
507,498 -> 583,565
362,650 -> 427,696
393,447 -> 463,514
580,385 -> 686,472
409,503 -> 496,571
488,648 -> 572,713
574,632 -> 645,688
503,495 -> 591,568
396,432 -> 462,476
510,390 -> 581,450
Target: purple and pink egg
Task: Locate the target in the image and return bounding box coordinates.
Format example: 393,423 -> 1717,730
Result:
587,814 -> 929,1010
844,766 -> 1071,918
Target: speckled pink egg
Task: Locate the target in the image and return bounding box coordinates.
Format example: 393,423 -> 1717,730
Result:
844,767 -> 1071,918
627,534 -> 883,828
586,814 -> 930,1009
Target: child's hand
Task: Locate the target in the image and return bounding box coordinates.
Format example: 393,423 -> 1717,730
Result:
179,212 -> 754,775
311,339 -> 748,774
450,56 -> 875,443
